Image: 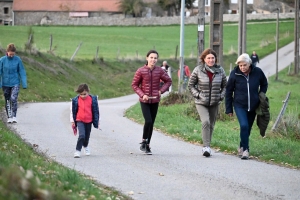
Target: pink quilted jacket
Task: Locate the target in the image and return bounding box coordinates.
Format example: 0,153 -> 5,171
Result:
132,65 -> 172,103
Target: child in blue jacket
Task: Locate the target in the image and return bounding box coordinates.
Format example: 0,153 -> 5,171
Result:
70,83 -> 100,158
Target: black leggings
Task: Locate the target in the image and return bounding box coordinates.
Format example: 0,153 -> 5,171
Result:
140,102 -> 159,144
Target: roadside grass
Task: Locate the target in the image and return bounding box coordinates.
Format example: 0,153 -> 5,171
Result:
0,119 -> 127,200
125,67 -> 300,169
0,20 -> 294,61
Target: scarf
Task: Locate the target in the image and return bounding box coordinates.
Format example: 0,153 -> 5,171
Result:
204,64 -> 219,74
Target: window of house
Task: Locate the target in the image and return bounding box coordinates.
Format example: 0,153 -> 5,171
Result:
4,7 -> 9,14
205,0 -> 209,6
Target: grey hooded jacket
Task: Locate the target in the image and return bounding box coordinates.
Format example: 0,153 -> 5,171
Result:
188,64 -> 227,106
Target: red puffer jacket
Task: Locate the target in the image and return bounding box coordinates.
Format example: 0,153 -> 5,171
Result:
132,65 -> 172,103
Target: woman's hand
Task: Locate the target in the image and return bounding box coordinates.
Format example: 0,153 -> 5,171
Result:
142,95 -> 149,101
228,113 -> 233,117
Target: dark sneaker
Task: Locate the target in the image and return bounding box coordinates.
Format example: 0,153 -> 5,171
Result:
145,145 -> 152,155
140,141 -> 146,152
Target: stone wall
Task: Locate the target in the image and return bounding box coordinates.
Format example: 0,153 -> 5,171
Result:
13,11 -> 295,26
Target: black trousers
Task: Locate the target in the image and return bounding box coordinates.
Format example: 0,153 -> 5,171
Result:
76,121 -> 92,151
140,102 -> 159,144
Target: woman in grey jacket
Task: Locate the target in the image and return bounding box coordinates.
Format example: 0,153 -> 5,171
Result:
188,48 -> 227,157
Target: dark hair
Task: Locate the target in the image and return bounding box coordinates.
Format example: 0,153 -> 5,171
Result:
145,49 -> 159,65
200,48 -> 218,64
146,49 -> 159,57
76,83 -> 90,93
6,43 -> 16,52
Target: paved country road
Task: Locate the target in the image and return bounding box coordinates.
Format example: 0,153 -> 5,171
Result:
7,41 -> 300,200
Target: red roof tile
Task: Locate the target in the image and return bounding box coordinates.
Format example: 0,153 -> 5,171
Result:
13,0 -> 121,12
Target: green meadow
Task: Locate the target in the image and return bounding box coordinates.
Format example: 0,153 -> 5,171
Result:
0,20 -> 294,61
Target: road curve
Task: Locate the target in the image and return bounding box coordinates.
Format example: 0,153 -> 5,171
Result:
8,41 -> 300,200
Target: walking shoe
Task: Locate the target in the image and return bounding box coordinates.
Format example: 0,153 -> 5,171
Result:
84,147 -> 90,156
144,145 -> 152,155
12,117 -> 17,123
7,118 -> 12,123
202,147 -> 211,157
140,141 -> 146,152
74,151 -> 81,158
238,147 -> 243,157
241,150 -> 249,160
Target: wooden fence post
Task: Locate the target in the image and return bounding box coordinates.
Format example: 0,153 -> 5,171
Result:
95,46 -> 99,61
175,45 -> 178,61
70,42 -> 82,61
271,92 -> 291,132
49,34 -> 53,51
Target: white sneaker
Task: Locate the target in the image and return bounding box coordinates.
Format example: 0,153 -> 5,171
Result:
7,118 -> 12,123
74,151 -> 81,158
238,147 -> 243,157
241,150 -> 249,160
202,146 -> 211,157
12,117 -> 17,123
84,147 -> 90,156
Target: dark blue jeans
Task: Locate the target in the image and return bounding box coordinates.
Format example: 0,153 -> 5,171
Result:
234,106 -> 256,151
76,121 -> 92,151
140,102 -> 159,145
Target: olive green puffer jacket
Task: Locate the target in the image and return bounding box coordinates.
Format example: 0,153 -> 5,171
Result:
188,64 -> 227,106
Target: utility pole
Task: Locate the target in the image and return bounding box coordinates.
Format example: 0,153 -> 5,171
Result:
197,0 -> 205,64
275,8 -> 279,81
178,0 -> 185,93
294,0 -> 299,74
238,0 -> 247,55
209,0 -> 223,66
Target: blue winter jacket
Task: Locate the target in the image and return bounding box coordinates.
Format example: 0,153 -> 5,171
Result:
71,95 -> 100,128
0,55 -> 27,88
225,64 -> 268,113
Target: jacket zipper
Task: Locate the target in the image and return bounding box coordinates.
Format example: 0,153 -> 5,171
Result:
150,68 -> 153,103
236,73 -> 250,111
208,73 -> 215,106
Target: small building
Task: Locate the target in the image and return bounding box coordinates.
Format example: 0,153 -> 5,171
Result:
12,0 -> 122,25
0,0 -> 13,25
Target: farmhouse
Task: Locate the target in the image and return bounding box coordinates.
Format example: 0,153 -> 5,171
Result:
12,0 -> 122,25
0,0 -> 13,25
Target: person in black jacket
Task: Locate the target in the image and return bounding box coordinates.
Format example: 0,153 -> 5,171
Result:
225,53 -> 268,160
250,51 -> 259,66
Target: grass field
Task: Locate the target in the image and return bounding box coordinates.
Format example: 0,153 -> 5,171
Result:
0,20 -> 294,61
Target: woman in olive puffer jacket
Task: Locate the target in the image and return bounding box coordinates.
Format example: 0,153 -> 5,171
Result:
188,48 -> 227,157
132,50 -> 172,155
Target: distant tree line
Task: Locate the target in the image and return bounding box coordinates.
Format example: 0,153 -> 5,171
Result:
118,0 -> 196,17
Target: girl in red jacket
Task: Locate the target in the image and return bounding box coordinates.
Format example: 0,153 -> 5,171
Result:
131,50 -> 172,154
